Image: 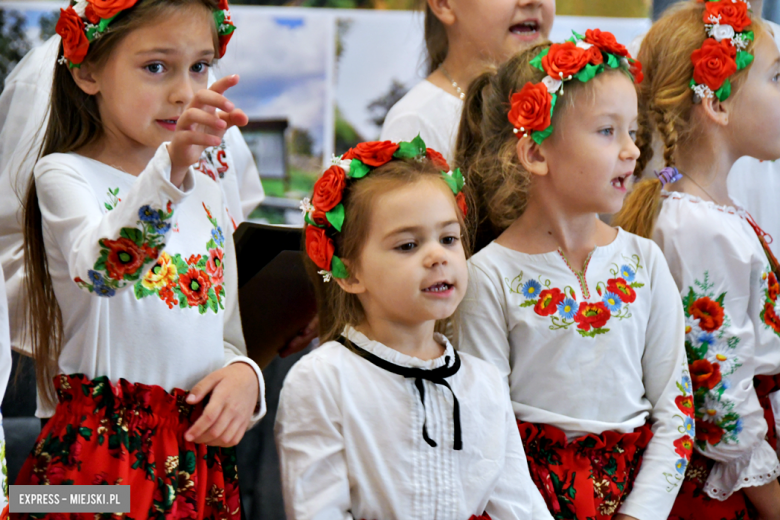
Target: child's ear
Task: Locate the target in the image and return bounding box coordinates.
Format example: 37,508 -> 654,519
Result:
516,137 -> 549,177
70,63 -> 100,96
427,0 -> 455,26
699,94 -> 729,126
334,261 -> 366,295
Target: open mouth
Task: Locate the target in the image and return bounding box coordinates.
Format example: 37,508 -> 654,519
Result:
611,174 -> 630,190
510,20 -> 540,36
422,282 -> 454,293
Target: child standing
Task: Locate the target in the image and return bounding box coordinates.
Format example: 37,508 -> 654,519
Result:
457,32 -> 689,520
614,2 -> 780,518
14,1 -> 265,517
276,138 -> 552,519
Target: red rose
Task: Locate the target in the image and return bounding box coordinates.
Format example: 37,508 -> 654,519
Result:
312,165 -> 347,212
426,148 -> 450,171
768,272 -> 779,301
179,267 -> 211,307
84,3 -> 100,24
586,45 -> 603,65
584,29 -> 629,57
508,82 -> 552,133
103,237 -> 145,280
218,0 -> 230,10
696,419 -> 724,446
606,278 -> 636,303
690,297 -> 725,332
55,7 -> 89,65
703,0 -> 751,33
305,225 -> 334,271
456,191 -> 468,217
311,209 -> 329,227
534,288 -> 565,317
675,394 -> 695,417
542,41 -> 591,80
691,38 -> 738,92
629,58 -> 644,84
341,141 -> 399,167
674,435 -> 694,458
764,302 -> 780,333
573,301 -> 611,331
691,359 -> 722,390
87,0 -> 138,21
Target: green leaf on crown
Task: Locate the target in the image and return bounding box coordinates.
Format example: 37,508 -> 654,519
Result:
715,79 -> 732,102
394,134 -> 426,159
532,125 -> 554,145
98,14 -> 117,33
689,78 -> 698,89
442,168 -> 465,195
736,51 -> 754,71
305,212 -> 325,228
575,63 -> 603,83
606,53 -> 620,69
530,48 -> 549,72
744,30 -> 755,41
349,159 -> 370,179
331,256 -> 349,279
572,30 -> 585,41
326,203 -> 345,232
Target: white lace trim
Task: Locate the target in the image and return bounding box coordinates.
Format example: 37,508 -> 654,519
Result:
704,443 -> 780,501
661,191 -> 749,220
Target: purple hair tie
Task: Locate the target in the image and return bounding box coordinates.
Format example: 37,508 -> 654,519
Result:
655,167 -> 682,186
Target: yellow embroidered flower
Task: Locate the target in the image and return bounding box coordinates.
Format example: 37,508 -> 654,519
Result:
142,252 -> 177,290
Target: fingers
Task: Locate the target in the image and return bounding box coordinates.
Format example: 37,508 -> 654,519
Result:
186,371 -> 221,405
178,109 -> 227,133
208,74 -> 240,96
173,130 -> 222,149
217,108 -> 249,130
185,400 -> 224,443
188,88 -> 235,114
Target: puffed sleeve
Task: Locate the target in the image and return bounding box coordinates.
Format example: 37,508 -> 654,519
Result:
618,243 -> 690,519
35,143 -> 195,297
654,200 -> 780,500
223,126 -> 264,220
275,352 -> 354,520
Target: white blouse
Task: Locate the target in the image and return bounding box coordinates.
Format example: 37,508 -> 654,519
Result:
275,327 -> 553,520
458,228 -> 689,520
380,80 -> 463,164
0,263 -> 10,422
653,191 -> 780,500
34,144 -> 265,423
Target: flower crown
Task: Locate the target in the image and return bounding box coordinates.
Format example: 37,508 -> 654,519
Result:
690,0 -> 754,102
301,135 -> 467,282
507,29 -> 642,145
55,0 -> 236,68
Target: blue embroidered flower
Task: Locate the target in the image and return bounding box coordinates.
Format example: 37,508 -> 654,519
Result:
720,378 -> 730,391
138,205 -> 159,222
153,220 -> 171,234
602,292 -> 622,312
683,416 -> 695,435
94,283 -> 116,297
619,264 -> 636,282
88,270 -> 103,284
675,458 -> 688,474
681,374 -> 692,393
735,418 -> 743,434
557,298 -> 578,319
695,331 -> 717,347
212,227 -> 225,247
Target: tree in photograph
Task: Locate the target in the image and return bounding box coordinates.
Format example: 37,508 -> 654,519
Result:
0,10 -> 31,87
367,79 -> 408,128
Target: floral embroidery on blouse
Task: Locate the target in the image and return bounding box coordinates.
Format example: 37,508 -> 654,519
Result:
195,141 -> 229,182
506,254 -> 645,338
74,203 -> 174,297
663,362 -> 694,492
133,203 -> 225,314
759,269 -> 780,337
683,272 -> 742,450
103,187 -> 121,212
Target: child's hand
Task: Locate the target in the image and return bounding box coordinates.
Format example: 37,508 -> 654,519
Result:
183,362 -> 259,447
168,74 -> 249,187
745,480 -> 780,520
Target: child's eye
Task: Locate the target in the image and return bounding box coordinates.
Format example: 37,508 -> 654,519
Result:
396,242 -> 417,252
191,61 -> 211,74
599,127 -> 614,136
773,72 -> 780,83
145,63 -> 165,74
441,235 -> 459,246
629,130 -> 638,142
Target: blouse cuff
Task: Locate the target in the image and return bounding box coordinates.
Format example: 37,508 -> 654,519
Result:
705,441 -> 780,500
224,356 -> 267,425
156,143 -> 195,198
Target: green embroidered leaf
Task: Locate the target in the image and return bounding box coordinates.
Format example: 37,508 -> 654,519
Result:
606,53 -> 620,69
577,327 -> 610,338
183,450 -> 197,474
198,304 -> 207,314
120,227 -> 144,246
95,255 -> 107,273
196,257 -> 208,270
520,300 -> 537,308
715,79 -> 732,102
326,204 -> 345,232
736,51 -> 754,71
630,282 -> 645,288
209,298 -> 218,314
394,134 -> 426,159
206,239 -> 218,250
332,256 -> 349,279
716,292 -> 726,307
349,159 -> 370,179
173,255 -> 189,275
134,283 -> 146,300
104,203 -> 113,211
530,48 -> 549,71
532,125 -> 554,145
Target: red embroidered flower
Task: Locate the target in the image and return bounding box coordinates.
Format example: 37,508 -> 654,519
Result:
87,0 -> 139,21
675,394 -> 695,417
690,297 -> 725,332
606,278 -> 636,303
691,38 -> 738,92
768,272 -> 779,301
456,192 -> 468,217
703,0 -> 751,33
206,248 -> 224,285
542,41 -> 591,80
305,225 -> 334,271
674,435 -> 694,459
573,301 -> 611,331
584,29 -> 629,57
103,237 -> 145,280
312,165 -> 347,212
426,148 -> 450,171
534,288 -> 565,317
341,141 -> 400,167
179,267 -> 211,307
696,419 -> 724,446
690,359 -> 722,390
764,302 -> 780,333
55,7 -> 89,65
508,82 -> 553,133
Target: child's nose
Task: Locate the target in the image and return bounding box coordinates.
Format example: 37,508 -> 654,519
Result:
424,244 -> 449,268
170,76 -> 196,105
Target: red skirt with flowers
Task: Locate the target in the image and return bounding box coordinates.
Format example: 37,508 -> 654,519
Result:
669,375 -> 780,520
517,420 -> 653,520
14,374 -> 241,520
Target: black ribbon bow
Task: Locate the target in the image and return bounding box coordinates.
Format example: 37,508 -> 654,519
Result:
336,335 -> 463,451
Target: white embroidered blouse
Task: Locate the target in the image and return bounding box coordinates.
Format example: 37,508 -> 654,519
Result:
34,144 -> 265,423
458,228 -> 689,520
653,191 -> 780,500
275,327 -> 553,520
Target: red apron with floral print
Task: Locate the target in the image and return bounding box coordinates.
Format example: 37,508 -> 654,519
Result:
669,375 -> 779,520
517,420 -> 653,520
14,374 -> 241,520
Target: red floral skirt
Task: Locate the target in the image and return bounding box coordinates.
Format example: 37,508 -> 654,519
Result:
14,374 -> 241,520
517,420 -> 653,520
669,375 -> 780,520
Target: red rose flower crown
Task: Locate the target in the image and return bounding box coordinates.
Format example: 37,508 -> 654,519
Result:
508,29 -> 643,145
55,0 -> 236,68
690,0 -> 754,102
301,135 -> 467,282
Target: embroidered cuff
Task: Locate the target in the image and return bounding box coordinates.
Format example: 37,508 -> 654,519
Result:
224,355 -> 266,425
705,440 -> 780,500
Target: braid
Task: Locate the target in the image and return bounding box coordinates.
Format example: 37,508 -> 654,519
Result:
655,108 -> 679,167
632,101 -> 655,178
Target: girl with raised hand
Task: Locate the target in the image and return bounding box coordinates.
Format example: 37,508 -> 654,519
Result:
613,1 -> 780,518
380,0 -> 554,163
457,31 -> 689,520
14,1 -> 265,517
276,137 -> 552,520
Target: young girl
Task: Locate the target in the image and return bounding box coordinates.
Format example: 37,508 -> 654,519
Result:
456,31 -> 690,520
613,2 -> 780,518
275,137 -> 552,519
380,0 -> 554,163
14,0 -> 265,517
0,265 -> 10,520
